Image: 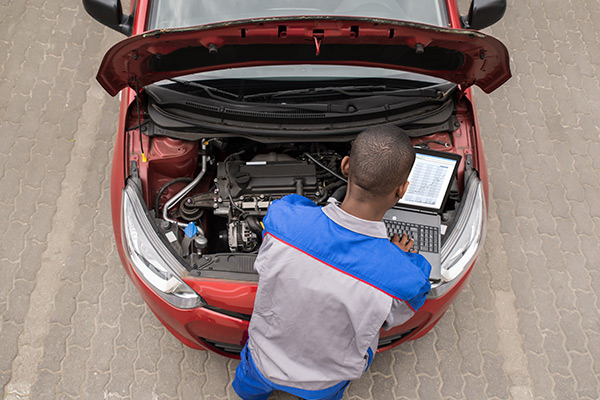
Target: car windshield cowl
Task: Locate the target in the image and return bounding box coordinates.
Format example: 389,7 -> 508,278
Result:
167,78 -> 456,103
143,83 -> 458,140
148,79 -> 456,114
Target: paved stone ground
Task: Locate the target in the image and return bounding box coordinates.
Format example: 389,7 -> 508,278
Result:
1,0 -> 599,398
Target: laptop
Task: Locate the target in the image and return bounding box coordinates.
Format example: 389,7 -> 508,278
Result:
383,148 -> 461,281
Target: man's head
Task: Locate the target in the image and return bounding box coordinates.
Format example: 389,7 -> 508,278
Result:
341,125 -> 415,208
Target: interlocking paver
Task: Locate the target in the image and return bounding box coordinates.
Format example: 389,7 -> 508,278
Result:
580,235 -> 600,267
546,185 -> 572,219
482,352 -> 510,399
97,282 -> 124,327
38,323 -> 71,373
49,280 -> 80,326
560,170 -> 587,202
542,331 -> 571,376
56,346 -> 87,397
462,374 -> 487,400
416,375 -> 443,400
82,370 -> 110,399
4,280 -> 35,325
457,329 -> 483,376
553,374 -> 579,400
391,349 -> 418,399
115,303 -> 144,350
559,310 -> 588,353
586,330 -> 600,375
511,270 -> 535,311
554,217 -> 580,254
570,352 -> 598,399
29,369 -> 59,400
370,374 -> 395,400
107,346 -> 137,397
202,352 -> 231,398
130,370 -> 158,400
369,351 -> 393,377
437,349 -> 463,398
549,269 -> 577,310
563,253 -> 590,291
583,185 -> 600,217
411,331 -> 438,375
156,345 -> 184,398
495,199 -> 518,234
25,203 -> 56,242
0,261 -> 18,302
0,323 -> 22,372
179,373 -> 209,400
525,352 -> 553,400
76,258 -> 107,305
88,323 -> 118,373
534,289 -> 562,333
574,290 -> 600,332
67,301 -> 98,349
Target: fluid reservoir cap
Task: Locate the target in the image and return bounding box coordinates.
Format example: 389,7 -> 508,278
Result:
185,222 -> 198,238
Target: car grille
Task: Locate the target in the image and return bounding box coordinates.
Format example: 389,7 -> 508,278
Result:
377,327 -> 418,348
199,337 -> 244,355
199,326 -> 418,356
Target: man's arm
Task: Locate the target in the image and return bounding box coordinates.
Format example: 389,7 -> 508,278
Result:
382,298 -> 415,330
382,282 -> 429,330
383,236 -> 431,330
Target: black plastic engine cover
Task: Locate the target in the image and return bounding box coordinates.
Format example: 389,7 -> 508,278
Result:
217,160 -> 317,198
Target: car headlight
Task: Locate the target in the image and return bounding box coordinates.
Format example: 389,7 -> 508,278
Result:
428,172 -> 486,298
122,181 -> 205,309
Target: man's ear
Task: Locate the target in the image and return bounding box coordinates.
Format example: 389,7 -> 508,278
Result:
341,155 -> 350,177
396,181 -> 410,199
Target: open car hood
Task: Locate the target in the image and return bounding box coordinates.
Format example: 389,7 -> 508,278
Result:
97,16 -> 511,96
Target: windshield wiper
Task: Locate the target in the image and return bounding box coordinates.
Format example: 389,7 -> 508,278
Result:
168,78 -> 455,104
159,78 -> 455,118
243,82 -> 456,101
168,78 -> 240,101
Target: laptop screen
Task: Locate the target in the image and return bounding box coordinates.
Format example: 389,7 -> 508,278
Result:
396,148 -> 461,213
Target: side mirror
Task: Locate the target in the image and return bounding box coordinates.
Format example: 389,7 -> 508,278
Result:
461,0 -> 507,30
82,0 -> 133,36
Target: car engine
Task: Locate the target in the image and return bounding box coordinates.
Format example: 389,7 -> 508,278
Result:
166,146 -> 346,255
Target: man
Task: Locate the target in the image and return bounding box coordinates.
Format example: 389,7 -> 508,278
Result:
233,125 -> 432,400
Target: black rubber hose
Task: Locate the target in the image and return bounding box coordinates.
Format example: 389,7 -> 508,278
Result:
154,177 -> 193,217
246,216 -> 263,236
304,153 -> 347,183
331,185 -> 348,202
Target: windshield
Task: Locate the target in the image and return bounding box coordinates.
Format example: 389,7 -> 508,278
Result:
148,0 -> 450,30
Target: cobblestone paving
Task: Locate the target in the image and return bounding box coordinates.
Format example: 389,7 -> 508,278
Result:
1,0 -> 599,398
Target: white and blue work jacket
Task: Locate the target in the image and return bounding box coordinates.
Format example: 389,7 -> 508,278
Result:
248,195 -> 431,391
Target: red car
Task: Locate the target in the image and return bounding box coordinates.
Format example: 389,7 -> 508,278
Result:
84,0 -> 510,357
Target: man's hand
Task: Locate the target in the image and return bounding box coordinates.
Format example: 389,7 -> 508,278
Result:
391,233 -> 414,252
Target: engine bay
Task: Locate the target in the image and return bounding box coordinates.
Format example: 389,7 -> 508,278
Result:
147,139 -> 356,262
132,132 -> 465,276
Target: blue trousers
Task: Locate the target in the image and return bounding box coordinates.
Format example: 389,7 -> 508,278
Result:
232,345 -> 372,400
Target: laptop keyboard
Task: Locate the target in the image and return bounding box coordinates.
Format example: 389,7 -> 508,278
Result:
383,219 -> 439,253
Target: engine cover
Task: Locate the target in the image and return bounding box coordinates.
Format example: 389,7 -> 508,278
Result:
216,159 -> 318,199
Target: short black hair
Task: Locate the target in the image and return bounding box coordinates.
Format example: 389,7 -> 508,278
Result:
348,125 -> 415,196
